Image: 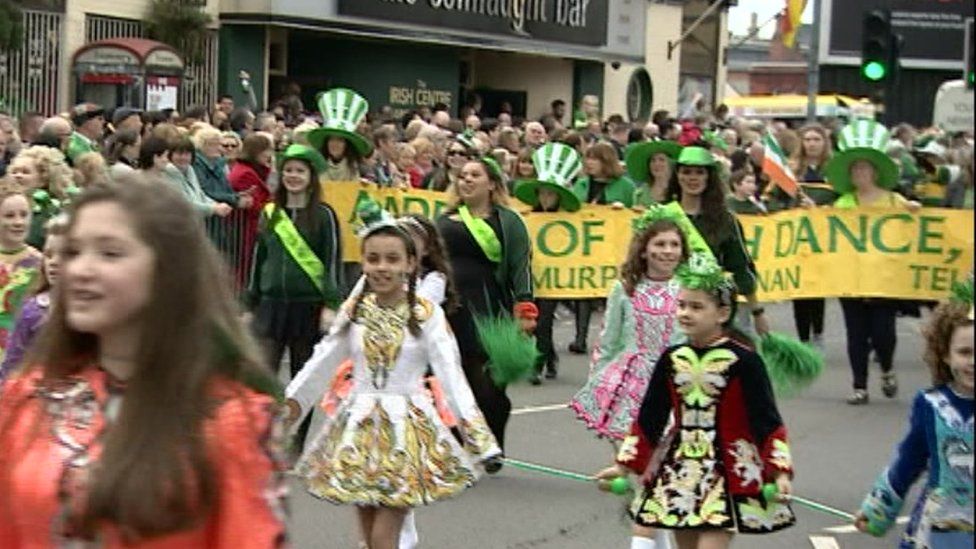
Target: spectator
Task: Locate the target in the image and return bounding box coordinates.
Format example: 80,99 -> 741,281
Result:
66,103 -> 106,164
0,131 -> 10,176
193,127 -> 249,210
229,133 -> 275,287
111,107 -> 143,134
229,108 -> 255,137
138,135 -> 172,181
549,99 -> 567,127
371,125 -> 402,187
431,110 -> 451,130
465,114 -> 481,131
8,145 -> 74,248
307,89 -> 372,182
497,112 -> 513,128
18,111 -> 44,146
524,121 -> 547,148
180,104 -> 210,128
72,152 -> 109,189
165,136 -> 232,220
217,93 -> 235,115
410,137 -> 437,181
35,116 -> 72,152
395,142 -> 423,189
104,129 -> 141,179
221,130 -> 243,166
424,134 -> 476,192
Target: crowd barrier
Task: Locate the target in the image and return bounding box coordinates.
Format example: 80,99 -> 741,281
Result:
203,182 -> 975,302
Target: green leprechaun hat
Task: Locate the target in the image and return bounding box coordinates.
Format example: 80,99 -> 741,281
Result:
513,142 -> 583,212
824,119 -> 899,194
279,143 -> 327,175
624,139 -> 683,183
307,88 -> 373,157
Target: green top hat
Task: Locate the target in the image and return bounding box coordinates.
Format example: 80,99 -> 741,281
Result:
279,144 -> 327,175
307,88 -> 373,157
513,142 -> 583,212
676,146 -> 716,167
624,140 -> 683,183
824,119 -> 899,194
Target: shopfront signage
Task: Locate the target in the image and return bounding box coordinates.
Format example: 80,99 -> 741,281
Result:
339,0 -> 608,46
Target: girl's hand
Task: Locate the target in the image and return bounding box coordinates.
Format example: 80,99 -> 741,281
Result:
853,511 -> 870,533
319,308 -> 336,332
610,201 -> 625,210
285,398 -> 301,426
774,472 -> 792,502
594,464 -> 627,492
753,311 -> 771,336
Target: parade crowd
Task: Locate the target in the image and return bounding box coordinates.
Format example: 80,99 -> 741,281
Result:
0,86 -> 970,549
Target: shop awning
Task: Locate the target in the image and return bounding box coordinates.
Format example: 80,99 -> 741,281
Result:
73,38 -> 185,75
724,94 -> 876,119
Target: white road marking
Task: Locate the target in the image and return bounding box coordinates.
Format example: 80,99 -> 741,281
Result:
511,403 -> 570,415
823,515 -> 909,534
809,536 -> 841,549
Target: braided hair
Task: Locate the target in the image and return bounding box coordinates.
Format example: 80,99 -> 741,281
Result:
398,213 -> 460,313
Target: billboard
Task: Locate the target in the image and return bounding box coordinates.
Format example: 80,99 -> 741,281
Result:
820,0 -> 974,69
338,0 -> 609,47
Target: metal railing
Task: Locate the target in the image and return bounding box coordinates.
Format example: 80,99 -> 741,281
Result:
0,9 -> 63,116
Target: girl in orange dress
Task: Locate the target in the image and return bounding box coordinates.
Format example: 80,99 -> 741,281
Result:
0,177 -> 289,548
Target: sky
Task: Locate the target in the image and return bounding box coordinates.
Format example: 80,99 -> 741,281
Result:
727,0 -> 815,38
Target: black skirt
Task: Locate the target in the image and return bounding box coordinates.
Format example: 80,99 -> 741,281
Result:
253,298 -> 323,342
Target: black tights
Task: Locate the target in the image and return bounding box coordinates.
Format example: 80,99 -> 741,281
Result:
792,298 -> 825,341
264,332 -> 318,448
535,299 -> 560,369
839,298 -> 898,391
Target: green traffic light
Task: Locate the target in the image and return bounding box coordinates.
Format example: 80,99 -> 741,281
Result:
863,61 -> 887,81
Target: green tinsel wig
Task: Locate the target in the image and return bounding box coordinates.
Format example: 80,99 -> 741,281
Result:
631,203 -> 685,234
474,315 -> 540,386
950,275 -> 974,320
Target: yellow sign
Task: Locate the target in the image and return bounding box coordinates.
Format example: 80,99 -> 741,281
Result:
322,182 -> 974,301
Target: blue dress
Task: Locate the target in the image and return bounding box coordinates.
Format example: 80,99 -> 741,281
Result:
860,385 -> 974,548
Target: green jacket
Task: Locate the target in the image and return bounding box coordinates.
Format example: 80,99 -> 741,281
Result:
573,175 -> 636,207
726,195 -> 766,215
494,205 -> 534,306
246,203 -> 343,309
688,211 -> 758,297
65,132 -> 96,164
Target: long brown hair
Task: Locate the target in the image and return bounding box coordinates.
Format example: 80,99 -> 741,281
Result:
666,165 -> 733,251
619,220 -> 689,296
18,178 -> 275,540
585,142 -> 625,179
788,124 -> 833,175
923,300 -> 973,386
398,213 -> 459,313
272,157 -> 323,234
446,158 -> 510,212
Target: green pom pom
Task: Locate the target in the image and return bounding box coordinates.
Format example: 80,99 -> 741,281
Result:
762,483 -> 778,502
474,315 -> 539,386
759,332 -> 824,398
950,276 -> 973,307
609,476 -> 630,495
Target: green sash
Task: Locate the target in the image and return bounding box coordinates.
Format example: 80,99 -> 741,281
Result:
663,201 -> 715,261
458,205 -> 502,263
263,203 -> 327,297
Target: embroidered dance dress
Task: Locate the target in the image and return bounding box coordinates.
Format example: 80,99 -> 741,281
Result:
0,292 -> 49,382
0,247 -> 41,364
287,295 -> 500,508
617,338 -> 796,534
860,386 -> 973,548
0,366 -> 289,547
570,277 -> 680,440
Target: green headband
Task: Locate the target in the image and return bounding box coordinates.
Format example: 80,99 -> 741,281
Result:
950,275 -> 974,320
481,157 -> 505,182
632,203 -> 685,234
675,253 -> 737,306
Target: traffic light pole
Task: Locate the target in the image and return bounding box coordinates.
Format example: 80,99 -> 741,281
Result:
806,0 -> 822,123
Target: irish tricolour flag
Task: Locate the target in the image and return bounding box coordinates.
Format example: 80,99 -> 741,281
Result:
762,133 -> 799,197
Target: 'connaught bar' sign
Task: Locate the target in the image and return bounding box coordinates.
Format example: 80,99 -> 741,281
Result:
338,0 -> 609,46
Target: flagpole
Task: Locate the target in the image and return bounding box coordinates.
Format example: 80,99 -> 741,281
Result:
806,0 -> 822,122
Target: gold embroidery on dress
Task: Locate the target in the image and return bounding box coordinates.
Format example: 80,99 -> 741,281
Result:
358,294 -> 410,389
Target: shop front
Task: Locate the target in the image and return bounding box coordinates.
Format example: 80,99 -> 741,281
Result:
218,0 -> 645,121
72,38 -> 184,111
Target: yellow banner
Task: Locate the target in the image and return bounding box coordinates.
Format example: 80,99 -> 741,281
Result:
322,182 -> 974,301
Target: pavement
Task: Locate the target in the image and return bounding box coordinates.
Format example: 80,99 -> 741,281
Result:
287,300 -> 931,549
